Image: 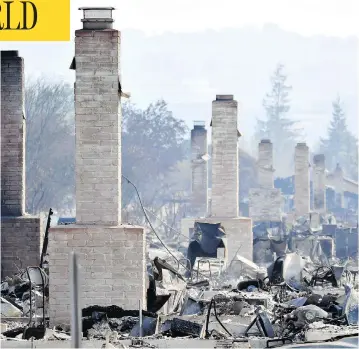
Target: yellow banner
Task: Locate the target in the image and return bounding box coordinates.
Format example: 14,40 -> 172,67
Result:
0,0 -> 70,41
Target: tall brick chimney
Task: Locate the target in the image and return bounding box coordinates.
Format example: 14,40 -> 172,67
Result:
257,139 -> 274,189
334,163 -> 344,208
248,139 -> 281,222
210,95 -> 239,217
191,121 -> 208,217
182,95 -> 253,263
74,7 -> 121,225
313,154 -> 326,213
49,8 -> 146,326
1,51 -> 25,216
1,51 -> 42,278
294,143 -> 310,217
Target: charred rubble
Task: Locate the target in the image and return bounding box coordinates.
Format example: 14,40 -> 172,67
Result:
1,220 -> 358,348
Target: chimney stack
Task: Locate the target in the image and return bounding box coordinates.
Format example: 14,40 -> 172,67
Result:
294,143 -> 310,217
257,139 -> 274,189
191,121 -> 208,217
210,95 -> 239,217
313,154 -> 326,213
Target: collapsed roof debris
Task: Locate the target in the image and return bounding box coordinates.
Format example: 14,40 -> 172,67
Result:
1,218 -> 358,348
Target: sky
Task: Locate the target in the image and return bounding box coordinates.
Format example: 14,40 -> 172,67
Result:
1,0 -> 358,151
70,0 -> 358,37
78,0 -> 359,149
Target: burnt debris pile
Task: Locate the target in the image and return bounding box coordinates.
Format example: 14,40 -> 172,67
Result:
1,221 -> 358,348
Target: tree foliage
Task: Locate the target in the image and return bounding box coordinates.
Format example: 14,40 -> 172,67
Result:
25,79 -> 189,222
25,78 -> 75,214
320,96 -> 358,180
255,63 -> 301,177
121,100 -> 188,224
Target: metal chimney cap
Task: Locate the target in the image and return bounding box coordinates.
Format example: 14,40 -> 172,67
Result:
79,7 -> 115,30
79,7 -> 115,10
1,50 -> 19,57
296,142 -> 308,147
193,120 -> 206,128
216,94 -> 234,101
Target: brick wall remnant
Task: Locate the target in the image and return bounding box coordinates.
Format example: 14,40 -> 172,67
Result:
191,121 -> 208,217
294,143 -> 310,217
1,50 -> 42,278
257,139 -> 274,189
48,225 -> 146,326
313,154 -> 326,213
334,163 -> 344,208
211,95 -> 239,217
1,217 -> 42,277
248,139 -> 281,222
249,188 -> 282,222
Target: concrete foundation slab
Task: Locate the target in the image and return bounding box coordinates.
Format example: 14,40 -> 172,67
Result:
0,338 -> 252,348
305,328 -> 359,342
1,216 -> 42,277
48,224 -> 146,326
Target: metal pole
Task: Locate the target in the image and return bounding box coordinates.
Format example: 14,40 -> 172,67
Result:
70,252 -> 81,348
139,299 -> 143,337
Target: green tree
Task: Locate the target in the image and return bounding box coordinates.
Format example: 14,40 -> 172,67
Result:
320,96 -> 358,180
255,63 -> 301,177
121,100 -> 189,224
